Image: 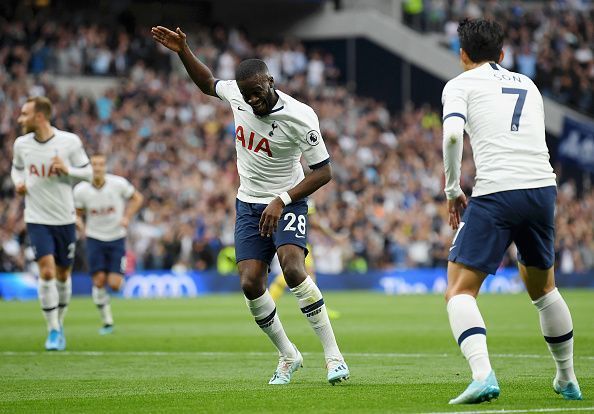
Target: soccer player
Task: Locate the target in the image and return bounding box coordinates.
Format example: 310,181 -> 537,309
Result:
74,153 -> 144,335
11,96 -> 93,351
152,25 -> 349,385
269,200 -> 342,320
442,19 -> 582,404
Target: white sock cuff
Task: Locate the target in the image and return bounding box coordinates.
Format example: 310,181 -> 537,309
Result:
245,290 -> 273,309
290,276 -> 320,298
92,286 -> 109,304
39,278 -> 56,288
446,293 -> 476,313
56,278 -> 71,287
532,288 -> 561,311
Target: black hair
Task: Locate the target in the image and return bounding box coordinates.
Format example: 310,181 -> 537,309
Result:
458,18 -> 504,63
236,59 -> 269,81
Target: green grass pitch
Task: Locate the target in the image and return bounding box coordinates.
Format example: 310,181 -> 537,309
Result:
0,290 -> 592,413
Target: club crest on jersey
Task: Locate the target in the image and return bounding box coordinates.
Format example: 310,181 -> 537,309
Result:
306,130 -> 320,146
268,121 -> 278,137
236,125 -> 273,157
29,163 -> 60,178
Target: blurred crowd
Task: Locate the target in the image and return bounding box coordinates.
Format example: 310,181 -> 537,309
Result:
1,13 -> 593,275
404,0 -> 594,116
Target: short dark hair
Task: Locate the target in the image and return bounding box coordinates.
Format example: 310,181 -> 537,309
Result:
458,18 -> 504,63
26,96 -> 52,119
236,59 -> 269,81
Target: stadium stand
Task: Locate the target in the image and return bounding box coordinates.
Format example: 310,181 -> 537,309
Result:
0,12 -> 592,274
404,0 -> 594,117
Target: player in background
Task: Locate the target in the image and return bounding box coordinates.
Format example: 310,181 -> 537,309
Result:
269,200 -> 342,319
152,25 -> 349,385
442,19 -> 581,404
74,153 -> 144,335
11,96 -> 92,351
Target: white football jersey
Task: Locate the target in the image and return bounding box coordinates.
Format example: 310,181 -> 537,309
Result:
215,80 -> 330,204
12,128 -> 91,225
442,62 -> 556,197
74,174 -> 136,241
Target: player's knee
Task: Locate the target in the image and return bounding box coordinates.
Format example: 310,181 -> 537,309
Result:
240,275 -> 265,299
39,266 -> 55,280
280,262 -> 306,287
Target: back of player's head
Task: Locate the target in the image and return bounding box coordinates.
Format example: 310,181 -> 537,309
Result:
458,18 -> 504,63
236,59 -> 269,81
26,96 -> 52,120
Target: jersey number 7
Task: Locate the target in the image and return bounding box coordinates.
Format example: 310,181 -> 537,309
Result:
502,88 -> 527,132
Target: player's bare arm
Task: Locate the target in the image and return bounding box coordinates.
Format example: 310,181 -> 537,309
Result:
259,163 -> 332,237
75,208 -> 86,235
121,190 -> 144,228
151,26 -> 216,97
15,183 -> 27,195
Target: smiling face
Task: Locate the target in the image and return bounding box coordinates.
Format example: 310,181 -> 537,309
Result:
237,73 -> 277,116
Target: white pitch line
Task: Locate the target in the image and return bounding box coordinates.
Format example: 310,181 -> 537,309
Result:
1,351 -> 593,360
425,407 -> 594,414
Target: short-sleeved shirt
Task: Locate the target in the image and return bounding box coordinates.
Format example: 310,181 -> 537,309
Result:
12,128 -> 91,225
442,62 -> 556,197
74,174 -> 135,241
215,80 -> 330,204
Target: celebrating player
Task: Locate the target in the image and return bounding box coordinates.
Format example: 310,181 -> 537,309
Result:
74,153 -> 143,335
152,25 -> 349,385
442,19 -> 582,404
11,96 -> 93,351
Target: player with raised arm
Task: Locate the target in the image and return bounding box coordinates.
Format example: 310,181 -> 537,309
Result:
11,96 -> 92,351
442,19 -> 582,404
74,153 -> 144,335
152,25 -> 349,385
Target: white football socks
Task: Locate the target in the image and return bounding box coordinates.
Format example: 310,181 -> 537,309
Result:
291,276 -> 342,362
447,294 -> 492,381
92,286 -> 114,326
38,279 -> 60,332
245,290 -> 295,358
56,278 -> 72,327
532,288 -> 577,384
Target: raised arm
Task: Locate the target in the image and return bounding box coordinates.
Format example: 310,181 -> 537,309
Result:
151,26 -> 217,97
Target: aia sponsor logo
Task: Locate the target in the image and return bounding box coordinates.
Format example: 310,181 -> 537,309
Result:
236,125 -> 272,157
28,164 -> 60,178
89,206 -> 116,216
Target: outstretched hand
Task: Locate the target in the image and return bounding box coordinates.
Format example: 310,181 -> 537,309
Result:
151,26 -> 187,53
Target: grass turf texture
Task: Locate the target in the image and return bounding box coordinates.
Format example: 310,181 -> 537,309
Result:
0,290 -> 592,413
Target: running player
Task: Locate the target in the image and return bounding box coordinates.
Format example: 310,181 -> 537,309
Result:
442,19 -> 581,404
151,25 -> 349,385
74,153 -> 144,335
11,96 -> 92,351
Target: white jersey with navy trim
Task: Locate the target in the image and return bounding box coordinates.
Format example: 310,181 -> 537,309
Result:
442,62 -> 556,197
11,128 -> 91,225
74,174 -> 136,241
215,80 -> 330,204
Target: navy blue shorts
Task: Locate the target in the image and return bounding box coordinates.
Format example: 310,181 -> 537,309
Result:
86,237 -> 126,275
235,198 -> 309,265
27,223 -> 76,267
448,186 -> 557,275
